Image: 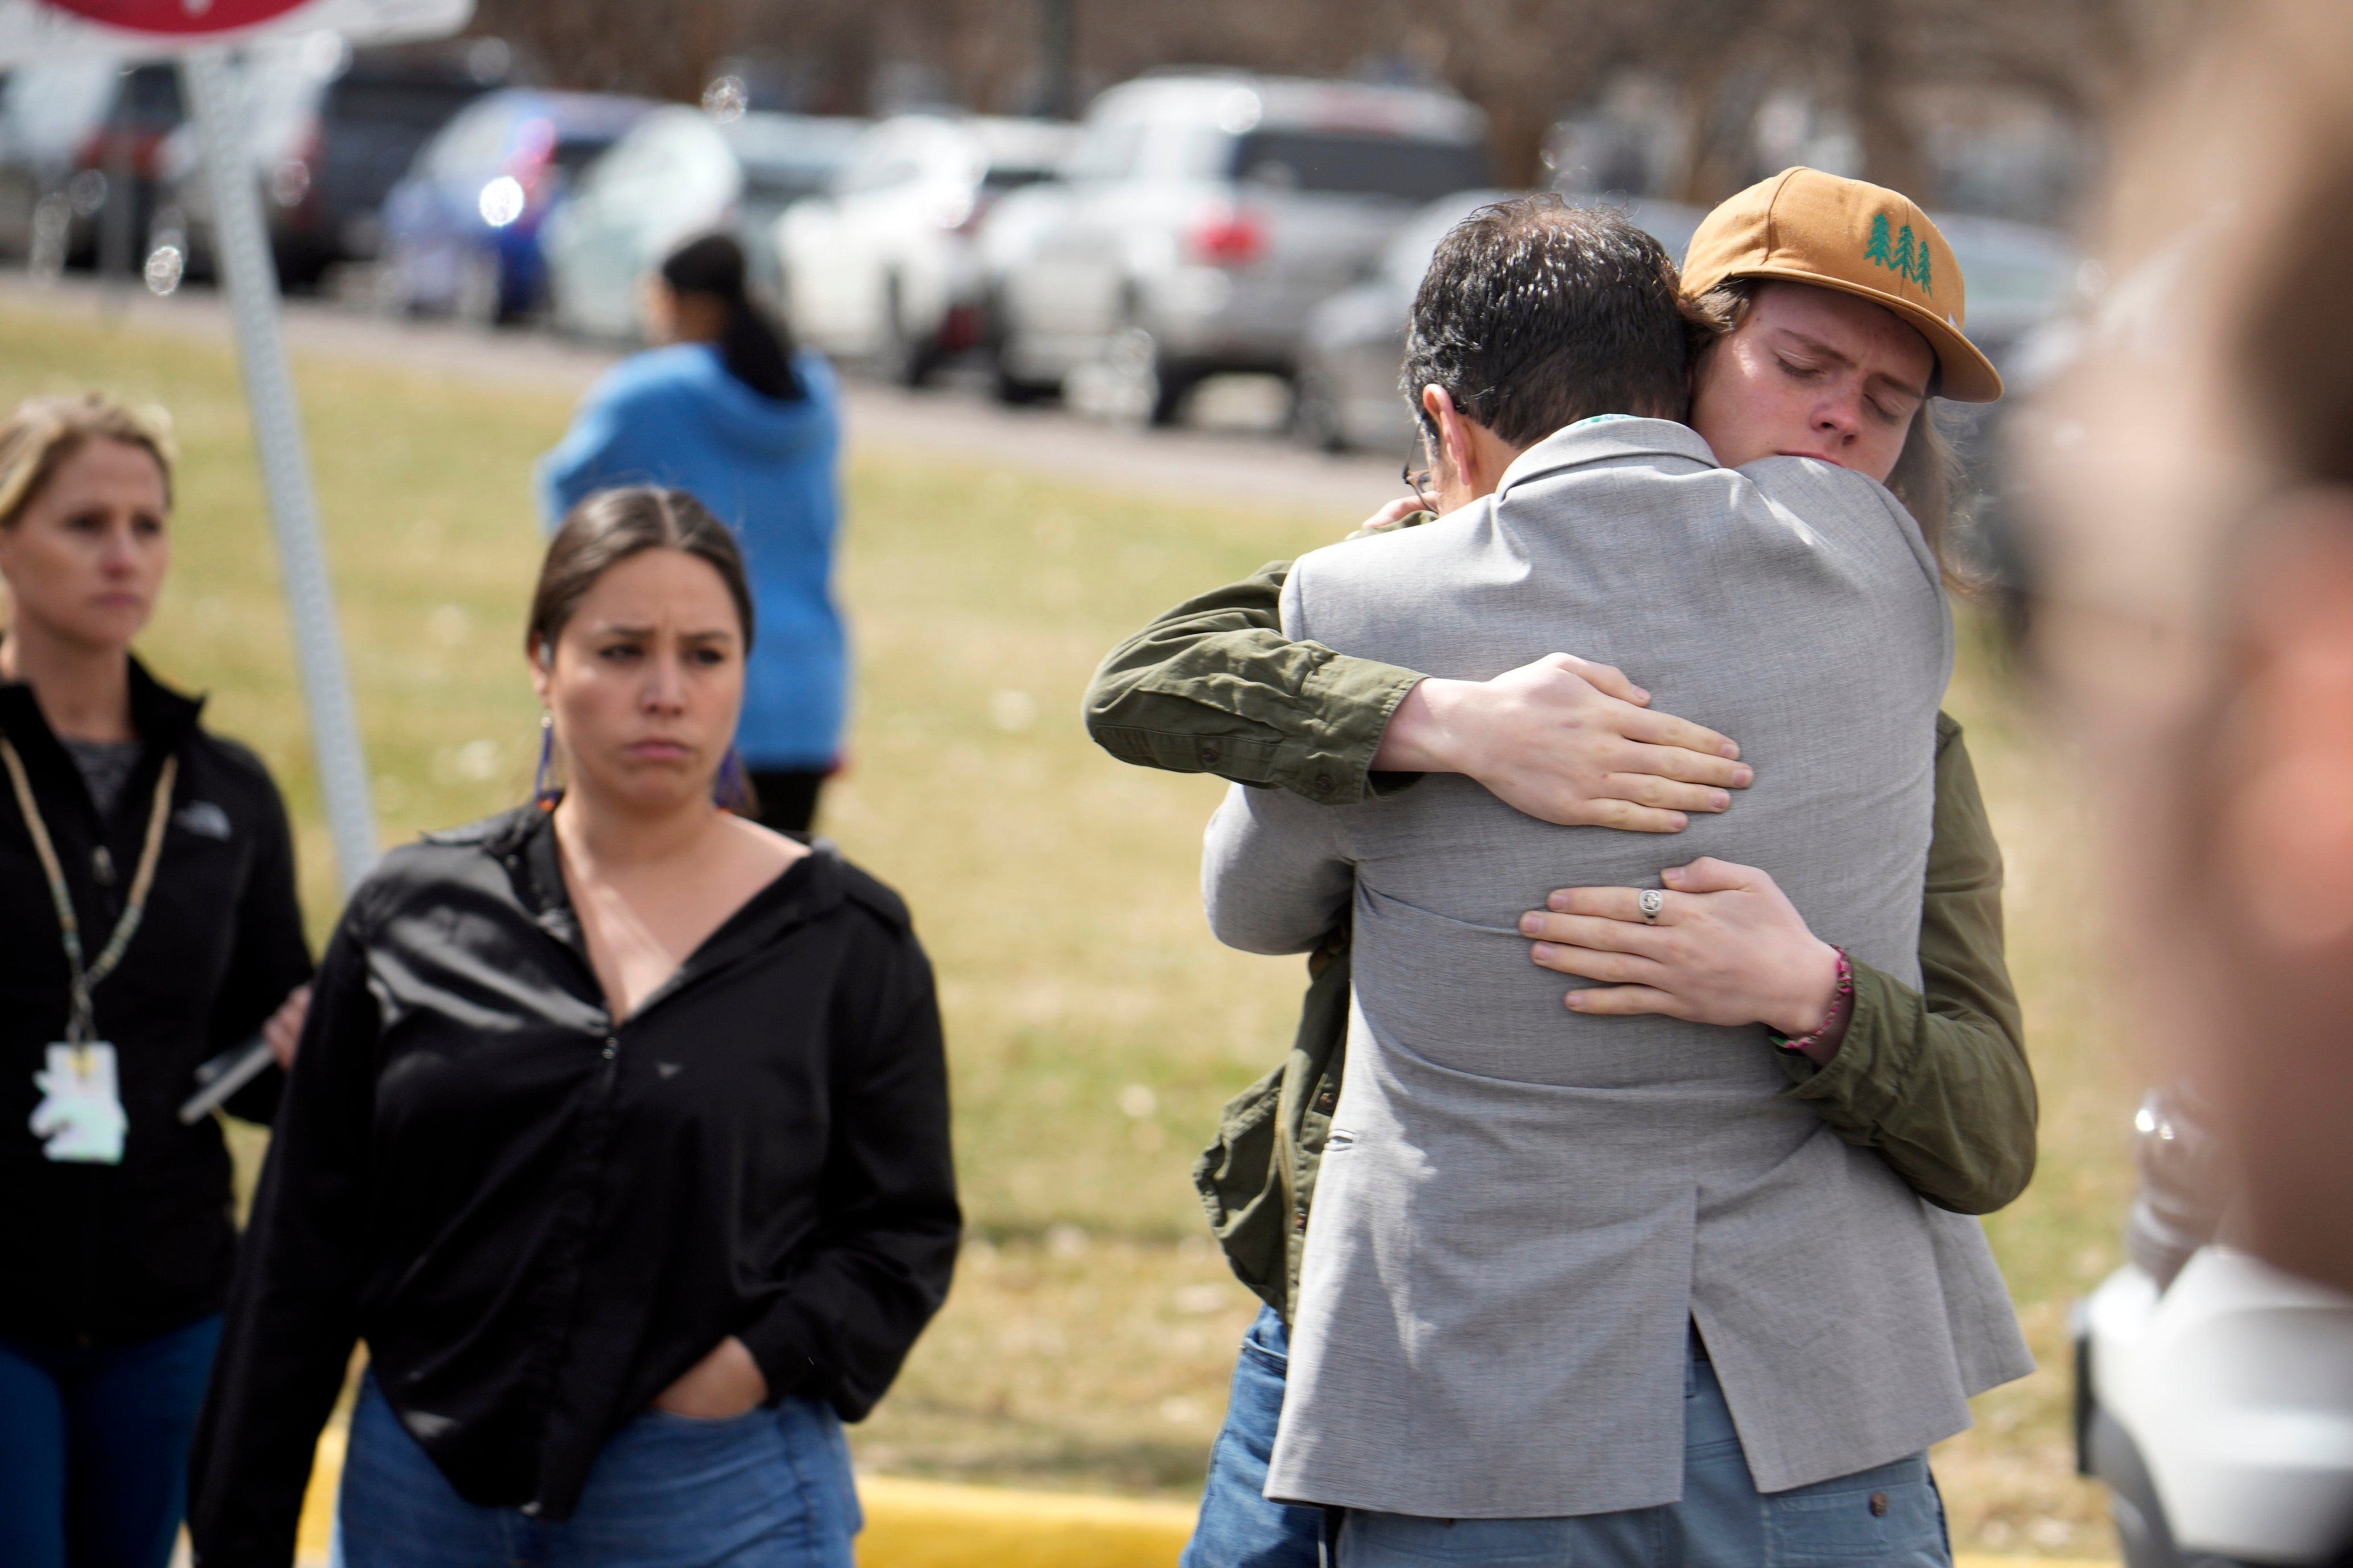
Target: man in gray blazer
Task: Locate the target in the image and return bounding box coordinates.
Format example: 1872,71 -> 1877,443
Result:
1202,186 -> 2032,1565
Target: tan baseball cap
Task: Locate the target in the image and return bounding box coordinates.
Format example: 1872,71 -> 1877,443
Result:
1681,167 -> 2003,403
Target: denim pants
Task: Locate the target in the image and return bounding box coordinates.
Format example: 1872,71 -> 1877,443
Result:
1182,1305 -> 1325,1568
1339,1341 -> 1952,1568
333,1372 -> 863,1568
1188,1308 -> 1951,1568
0,1312 -> 225,1568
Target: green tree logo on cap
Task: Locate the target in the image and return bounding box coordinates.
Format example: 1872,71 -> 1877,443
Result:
1863,211 -> 1932,296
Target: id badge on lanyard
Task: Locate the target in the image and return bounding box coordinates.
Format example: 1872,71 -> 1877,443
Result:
2,735 -> 178,1169
32,1042 -> 126,1164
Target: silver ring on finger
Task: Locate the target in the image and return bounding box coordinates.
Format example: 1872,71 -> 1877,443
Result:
1638,888 -> 1666,923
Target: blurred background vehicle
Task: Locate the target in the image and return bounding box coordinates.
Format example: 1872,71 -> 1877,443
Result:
1291,192 -> 1702,453
775,111 -> 1074,386
543,104 -> 864,342
2075,1088 -> 2353,1567
0,58 -> 182,277
148,35 -> 508,293
379,86 -> 653,325
972,171 -> 1079,403
994,71 -> 1491,426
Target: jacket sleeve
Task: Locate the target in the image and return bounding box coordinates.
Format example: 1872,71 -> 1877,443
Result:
1776,714 -> 2038,1214
210,758 -> 314,1126
1084,561 -> 1425,805
735,921 -> 960,1422
1202,779 -> 1356,957
188,911 -> 381,1567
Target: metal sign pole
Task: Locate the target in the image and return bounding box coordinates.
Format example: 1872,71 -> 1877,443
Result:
181,43 -> 377,892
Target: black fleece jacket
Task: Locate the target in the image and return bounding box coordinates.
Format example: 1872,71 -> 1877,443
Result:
0,657 -> 311,1349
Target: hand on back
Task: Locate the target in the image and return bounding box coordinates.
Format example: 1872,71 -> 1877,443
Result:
1344,498 -> 1752,833
1376,655 -> 1752,831
1519,857 -> 1844,1042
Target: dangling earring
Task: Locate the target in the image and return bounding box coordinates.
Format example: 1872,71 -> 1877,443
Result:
533,713 -> 559,810
713,746 -> 752,815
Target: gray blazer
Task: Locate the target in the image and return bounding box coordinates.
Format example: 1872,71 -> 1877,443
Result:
1203,418 -> 2032,1519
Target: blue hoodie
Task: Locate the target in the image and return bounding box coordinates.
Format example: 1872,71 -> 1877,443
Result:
536,344 -> 845,771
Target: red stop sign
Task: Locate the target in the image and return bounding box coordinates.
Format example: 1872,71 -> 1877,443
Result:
41,0 -> 315,34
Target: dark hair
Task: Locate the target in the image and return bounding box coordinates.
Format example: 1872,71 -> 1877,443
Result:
1687,278 -> 1964,589
661,233 -> 803,402
528,486 -> 756,657
528,487 -> 758,813
1402,196 -> 1693,448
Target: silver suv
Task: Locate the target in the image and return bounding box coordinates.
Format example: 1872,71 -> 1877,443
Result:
990,71 -> 1489,424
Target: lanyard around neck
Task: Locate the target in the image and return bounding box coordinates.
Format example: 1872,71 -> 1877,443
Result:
1,733 -> 177,1046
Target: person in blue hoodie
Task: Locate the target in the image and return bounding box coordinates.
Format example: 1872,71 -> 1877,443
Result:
537,233 -> 845,831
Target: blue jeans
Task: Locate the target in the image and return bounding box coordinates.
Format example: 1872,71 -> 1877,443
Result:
333,1372 -> 863,1568
1183,1305 -> 1324,1568
1338,1343 -> 1952,1568
0,1312 -> 225,1568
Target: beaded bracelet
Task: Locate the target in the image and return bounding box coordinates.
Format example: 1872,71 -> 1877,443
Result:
1769,947 -> 1853,1055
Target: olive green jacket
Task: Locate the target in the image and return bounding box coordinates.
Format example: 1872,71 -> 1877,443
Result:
1089,561 -> 2037,1318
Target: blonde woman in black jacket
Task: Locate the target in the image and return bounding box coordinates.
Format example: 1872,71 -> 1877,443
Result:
0,395 -> 312,1568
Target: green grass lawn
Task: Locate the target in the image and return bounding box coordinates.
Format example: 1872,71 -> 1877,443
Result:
0,303 -> 2137,1557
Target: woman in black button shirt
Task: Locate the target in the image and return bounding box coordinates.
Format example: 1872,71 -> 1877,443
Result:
0,395 -> 312,1568
189,488 -> 960,1567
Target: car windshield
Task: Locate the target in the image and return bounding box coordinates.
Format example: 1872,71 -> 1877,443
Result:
982,166 -> 1055,193
1228,130 -> 1491,204
552,136 -> 616,177
121,64 -> 183,129
327,76 -> 485,129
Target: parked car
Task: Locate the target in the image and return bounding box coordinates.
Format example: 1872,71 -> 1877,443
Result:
972,173 -> 1079,402
543,106 -> 864,341
0,58 -> 182,272
153,35 -> 503,289
993,72 -> 1491,425
380,87 -> 652,324
774,112 -> 1075,384
1292,195 -> 1696,453
2076,1087 -> 2353,1566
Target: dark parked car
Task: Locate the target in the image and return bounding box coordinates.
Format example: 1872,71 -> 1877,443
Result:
155,36 -> 505,289
380,87 -> 653,324
0,59 -> 183,273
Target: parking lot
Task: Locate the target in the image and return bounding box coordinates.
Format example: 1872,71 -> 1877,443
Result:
0,267 -> 1409,520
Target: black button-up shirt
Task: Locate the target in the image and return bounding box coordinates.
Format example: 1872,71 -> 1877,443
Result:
188,807 -> 959,1565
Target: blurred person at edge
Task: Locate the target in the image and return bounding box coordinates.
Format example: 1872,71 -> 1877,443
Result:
537,233 -> 846,833
186,488 -> 957,1568
2026,0 -> 2353,1297
0,395 -> 312,1568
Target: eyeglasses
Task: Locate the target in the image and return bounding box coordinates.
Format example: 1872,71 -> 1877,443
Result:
1402,456 -> 1434,511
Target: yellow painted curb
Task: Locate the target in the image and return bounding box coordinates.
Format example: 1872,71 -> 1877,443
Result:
291,1428 -> 2115,1568
857,1476 -> 1195,1567
296,1424 -> 342,1562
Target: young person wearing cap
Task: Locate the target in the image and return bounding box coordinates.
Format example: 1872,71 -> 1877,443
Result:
1097,172 -> 2033,1566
